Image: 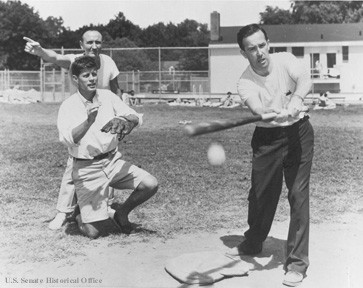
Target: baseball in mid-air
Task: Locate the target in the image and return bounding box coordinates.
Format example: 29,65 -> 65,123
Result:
207,142 -> 226,166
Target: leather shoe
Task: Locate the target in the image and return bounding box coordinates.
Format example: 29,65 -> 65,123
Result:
238,240 -> 262,255
283,271 -> 304,287
112,211 -> 142,235
226,240 -> 262,256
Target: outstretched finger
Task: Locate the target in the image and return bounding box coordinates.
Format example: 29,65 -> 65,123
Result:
23,37 -> 36,43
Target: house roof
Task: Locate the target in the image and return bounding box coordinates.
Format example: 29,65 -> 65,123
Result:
215,23 -> 363,44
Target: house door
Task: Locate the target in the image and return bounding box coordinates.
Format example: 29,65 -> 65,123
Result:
310,53 -> 320,78
327,53 -> 336,68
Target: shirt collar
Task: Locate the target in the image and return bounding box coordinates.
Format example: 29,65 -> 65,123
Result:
77,90 -> 100,107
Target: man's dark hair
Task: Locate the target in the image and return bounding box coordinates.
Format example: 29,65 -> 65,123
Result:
237,24 -> 269,51
71,55 -> 97,77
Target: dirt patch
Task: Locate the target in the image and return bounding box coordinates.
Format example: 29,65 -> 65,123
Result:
1,207 -> 362,288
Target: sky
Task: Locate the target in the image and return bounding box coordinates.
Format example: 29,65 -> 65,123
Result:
19,0 -> 292,30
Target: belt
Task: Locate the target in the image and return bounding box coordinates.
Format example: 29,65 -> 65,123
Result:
73,149 -> 115,161
257,115 -> 309,131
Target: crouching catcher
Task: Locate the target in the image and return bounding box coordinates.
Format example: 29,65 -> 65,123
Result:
57,55 -> 158,238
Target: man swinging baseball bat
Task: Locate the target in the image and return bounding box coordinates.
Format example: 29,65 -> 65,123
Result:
184,107 -> 308,137
229,24 -> 314,287
188,23 -> 314,287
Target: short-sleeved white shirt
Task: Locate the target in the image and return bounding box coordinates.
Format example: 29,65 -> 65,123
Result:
237,52 -> 309,127
57,89 -> 142,159
67,53 -> 119,94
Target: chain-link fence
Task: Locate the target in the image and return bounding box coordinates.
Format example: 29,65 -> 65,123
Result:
0,69 -> 41,91
119,70 -> 209,94
0,47 -> 210,102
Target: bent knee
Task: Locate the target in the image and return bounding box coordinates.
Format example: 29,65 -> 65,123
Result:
139,175 -> 158,192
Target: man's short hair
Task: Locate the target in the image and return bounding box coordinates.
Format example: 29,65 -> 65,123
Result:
237,24 -> 269,51
71,56 -> 97,77
80,29 -> 102,42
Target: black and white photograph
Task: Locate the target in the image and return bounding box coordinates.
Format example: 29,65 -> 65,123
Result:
0,0 -> 362,287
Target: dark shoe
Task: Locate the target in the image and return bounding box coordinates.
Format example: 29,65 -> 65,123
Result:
66,205 -> 80,223
227,240 -> 262,256
112,212 -> 142,235
283,271 -> 304,287
238,240 -> 263,255
110,202 -> 122,210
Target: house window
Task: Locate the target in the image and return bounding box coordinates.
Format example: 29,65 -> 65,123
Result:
292,47 -> 304,58
342,46 -> 349,62
269,47 -> 287,53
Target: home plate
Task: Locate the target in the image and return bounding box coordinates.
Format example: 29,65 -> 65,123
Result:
165,251 -> 249,285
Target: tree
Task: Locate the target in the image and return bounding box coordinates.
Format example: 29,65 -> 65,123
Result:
105,12 -> 142,44
0,0 -> 67,69
260,6 -> 294,25
104,37 -> 156,71
138,19 -> 209,70
260,1 -> 363,24
177,49 -> 208,71
0,1 -> 211,71
292,1 -> 363,23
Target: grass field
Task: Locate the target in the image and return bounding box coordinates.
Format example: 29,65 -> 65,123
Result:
0,102 -> 362,265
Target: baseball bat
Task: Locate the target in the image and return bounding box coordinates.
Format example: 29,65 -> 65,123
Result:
185,107 -> 309,137
184,112 -> 277,137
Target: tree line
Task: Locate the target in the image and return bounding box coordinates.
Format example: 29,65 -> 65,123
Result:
0,0 -> 210,71
1,0 -> 362,71
260,1 -> 363,25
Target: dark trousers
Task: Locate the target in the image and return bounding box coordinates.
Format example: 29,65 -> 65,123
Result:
245,117 -> 314,274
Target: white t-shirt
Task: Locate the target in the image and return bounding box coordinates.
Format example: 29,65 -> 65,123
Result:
67,53 -> 119,94
237,52 -> 309,127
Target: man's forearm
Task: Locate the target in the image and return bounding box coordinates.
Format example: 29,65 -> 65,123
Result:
35,48 -> 71,69
72,120 -> 93,144
293,75 -> 312,100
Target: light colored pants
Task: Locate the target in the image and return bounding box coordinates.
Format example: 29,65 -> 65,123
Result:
72,151 -> 150,223
56,156 -> 114,213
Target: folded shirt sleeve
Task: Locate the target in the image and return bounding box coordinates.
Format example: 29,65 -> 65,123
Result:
57,101 -> 81,147
112,93 -> 143,126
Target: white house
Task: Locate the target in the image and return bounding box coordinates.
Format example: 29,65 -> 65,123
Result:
209,11 -> 363,95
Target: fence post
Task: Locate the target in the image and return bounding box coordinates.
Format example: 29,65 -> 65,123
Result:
137,70 -> 140,93
7,69 -> 10,90
158,47 -> 161,100
61,46 -> 65,101
40,59 -> 44,102
208,48 -> 211,100
132,70 -> 135,91
52,68 -> 56,102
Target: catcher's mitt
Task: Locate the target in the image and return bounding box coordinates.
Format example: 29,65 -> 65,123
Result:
101,117 -> 136,140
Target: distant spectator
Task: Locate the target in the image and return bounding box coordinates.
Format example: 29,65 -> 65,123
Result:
314,91 -> 336,110
220,92 -> 239,108
121,90 -> 137,106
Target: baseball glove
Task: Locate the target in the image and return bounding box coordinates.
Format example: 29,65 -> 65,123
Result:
101,117 -> 136,140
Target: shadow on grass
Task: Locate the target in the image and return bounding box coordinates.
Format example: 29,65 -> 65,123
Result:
64,219 -> 120,237
64,219 -> 158,238
220,234 -> 285,271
